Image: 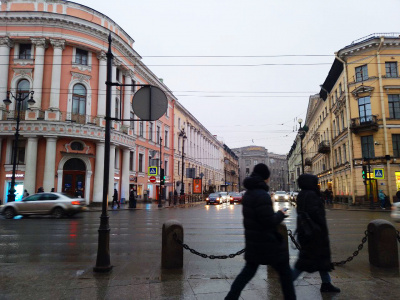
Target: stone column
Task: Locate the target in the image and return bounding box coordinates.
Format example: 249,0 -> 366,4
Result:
93,142 -> 105,203
85,171 -> 92,205
0,37 -> 13,111
97,51 -> 107,118
43,136 -> 57,192
111,64 -> 117,118
121,148 -> 130,202
31,38 -> 47,109
24,137 -> 38,194
49,39 -> 65,109
108,145 -> 116,202
123,74 -> 132,127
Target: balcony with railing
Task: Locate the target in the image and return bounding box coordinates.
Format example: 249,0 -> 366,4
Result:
350,115 -> 379,134
318,140 -> 330,154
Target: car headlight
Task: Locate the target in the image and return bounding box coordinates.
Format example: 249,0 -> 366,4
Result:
285,195 -> 289,199
274,195 -> 278,199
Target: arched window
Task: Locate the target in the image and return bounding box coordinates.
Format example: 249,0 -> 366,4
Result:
72,84 -> 86,115
71,141 -> 84,151
17,79 -> 30,111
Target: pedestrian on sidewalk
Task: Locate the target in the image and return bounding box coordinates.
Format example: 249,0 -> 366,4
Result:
378,190 -> 386,209
225,163 -> 296,300
112,188 -> 120,209
129,188 -> 136,208
293,174 -> 340,293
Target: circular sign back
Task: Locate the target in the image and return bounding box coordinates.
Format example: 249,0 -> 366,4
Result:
132,85 -> 168,121
149,176 -> 157,183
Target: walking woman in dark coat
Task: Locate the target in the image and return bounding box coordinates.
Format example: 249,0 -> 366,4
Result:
293,174 -> 340,293
225,163 -> 296,300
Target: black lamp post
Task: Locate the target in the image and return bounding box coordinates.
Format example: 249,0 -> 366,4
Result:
3,90 -> 35,202
298,118 -> 305,174
159,136 -> 162,208
179,128 -> 187,196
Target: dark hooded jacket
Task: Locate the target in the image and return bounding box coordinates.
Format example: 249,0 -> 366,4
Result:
242,174 -> 287,265
295,174 -> 332,272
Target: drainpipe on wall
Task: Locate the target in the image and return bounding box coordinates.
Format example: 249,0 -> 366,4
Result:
335,53 -> 355,204
376,37 -> 393,204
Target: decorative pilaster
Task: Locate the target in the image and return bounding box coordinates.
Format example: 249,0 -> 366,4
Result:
123,73 -> 132,129
49,39 -> 65,110
43,137 -> 57,192
93,142 -> 105,203
121,149 -> 130,202
0,37 -> 13,118
97,51 -> 107,120
31,38 -> 47,110
108,145 -> 116,202
24,137 -> 38,195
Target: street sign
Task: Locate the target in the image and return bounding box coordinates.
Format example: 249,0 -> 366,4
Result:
148,166 -> 158,176
149,176 -> 156,183
374,168 -> 384,179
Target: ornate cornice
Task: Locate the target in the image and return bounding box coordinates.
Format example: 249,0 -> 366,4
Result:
13,68 -> 33,77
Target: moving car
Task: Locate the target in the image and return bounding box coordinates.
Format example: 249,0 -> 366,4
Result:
391,202 -> 400,222
0,192 -> 87,219
218,191 -> 230,203
228,192 -> 243,205
274,191 -> 289,202
290,192 -> 299,202
206,193 -> 224,205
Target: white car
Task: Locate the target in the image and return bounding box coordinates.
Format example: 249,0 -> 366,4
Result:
0,192 -> 87,219
274,191 -> 290,202
391,202 -> 400,222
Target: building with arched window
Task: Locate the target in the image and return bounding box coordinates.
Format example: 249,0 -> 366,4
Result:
0,0 -> 176,204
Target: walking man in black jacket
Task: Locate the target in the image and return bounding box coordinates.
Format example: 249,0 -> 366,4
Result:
225,163 -> 296,300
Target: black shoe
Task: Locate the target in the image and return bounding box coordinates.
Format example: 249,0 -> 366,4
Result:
320,283 -> 341,293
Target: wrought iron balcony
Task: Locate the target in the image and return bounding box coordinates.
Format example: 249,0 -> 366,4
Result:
350,115 -> 378,134
318,140 -> 330,154
305,158 -> 312,166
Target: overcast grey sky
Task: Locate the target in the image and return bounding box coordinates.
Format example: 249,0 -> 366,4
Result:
78,0 -> 400,154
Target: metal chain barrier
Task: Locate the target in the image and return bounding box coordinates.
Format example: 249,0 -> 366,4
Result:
287,229 -> 301,250
332,230 -> 369,266
396,230 -> 400,244
173,233 -> 245,259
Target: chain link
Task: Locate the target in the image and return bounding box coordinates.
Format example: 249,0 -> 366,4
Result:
332,230 -> 369,266
173,233 -> 245,259
287,229 -> 301,250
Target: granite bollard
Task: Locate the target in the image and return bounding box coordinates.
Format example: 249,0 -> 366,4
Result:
162,219 -> 183,269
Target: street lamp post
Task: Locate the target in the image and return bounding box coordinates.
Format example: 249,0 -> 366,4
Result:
298,118 -> 305,174
179,129 -> 187,196
3,90 -> 35,202
159,136 -> 162,208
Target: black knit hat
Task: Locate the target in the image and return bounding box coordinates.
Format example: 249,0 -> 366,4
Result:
252,163 -> 270,180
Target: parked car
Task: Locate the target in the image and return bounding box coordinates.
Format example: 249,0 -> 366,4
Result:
391,202 -> 400,222
273,191 -> 289,202
206,193 -> 224,205
228,192 -> 243,204
0,192 -> 87,219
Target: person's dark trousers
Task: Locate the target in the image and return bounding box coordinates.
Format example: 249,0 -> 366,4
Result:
225,261 -> 296,300
225,262 -> 258,300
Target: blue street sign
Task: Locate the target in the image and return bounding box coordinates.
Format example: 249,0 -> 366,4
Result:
374,168 -> 384,179
148,166 -> 158,176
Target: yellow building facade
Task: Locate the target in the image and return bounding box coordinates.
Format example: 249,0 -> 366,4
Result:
303,33 -> 400,205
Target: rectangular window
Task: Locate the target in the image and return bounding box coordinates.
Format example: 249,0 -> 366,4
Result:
149,122 -> 153,141
388,94 -> 400,119
19,44 -> 31,59
385,62 -> 398,78
334,149 -> 338,166
332,120 -> 336,137
341,111 -> 345,129
164,130 -> 168,147
164,161 -> 168,175
339,83 -> 342,96
129,151 -> 134,171
358,96 -> 372,123
361,135 -> 375,158
393,134 -> 400,157
116,68 -> 120,82
343,144 -> 347,162
245,160 -> 250,166
338,148 -> 342,165
75,49 -> 88,65
355,65 -> 368,82
130,112 -> 135,130
139,121 -> 144,137
246,167 -> 250,175
138,153 -> 143,172
178,161 -> 180,175
178,118 -> 181,129
156,126 -> 161,144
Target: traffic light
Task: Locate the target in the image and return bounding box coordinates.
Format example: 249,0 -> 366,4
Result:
362,165 -> 367,180
160,168 -> 165,185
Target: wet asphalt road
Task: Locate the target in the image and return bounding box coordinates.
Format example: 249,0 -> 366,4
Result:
0,202 -> 398,266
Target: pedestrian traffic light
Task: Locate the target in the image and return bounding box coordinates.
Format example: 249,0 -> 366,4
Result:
362,165 -> 367,180
160,168 -> 165,185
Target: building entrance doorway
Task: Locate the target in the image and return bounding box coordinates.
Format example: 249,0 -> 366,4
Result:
62,158 -> 86,197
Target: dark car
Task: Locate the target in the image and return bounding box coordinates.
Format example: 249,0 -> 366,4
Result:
228,192 -> 242,204
205,193 -> 224,205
